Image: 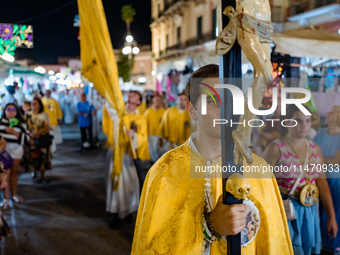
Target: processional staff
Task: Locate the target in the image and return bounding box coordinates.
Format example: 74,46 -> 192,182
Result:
217,0 -> 274,252
218,0 -> 243,254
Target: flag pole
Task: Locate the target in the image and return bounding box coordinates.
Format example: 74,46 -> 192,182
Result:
218,0 -> 243,254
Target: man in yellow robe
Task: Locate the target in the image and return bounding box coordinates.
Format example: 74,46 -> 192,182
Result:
42,90 -> 63,152
131,64 -> 293,254
137,100 -> 147,115
144,94 -> 165,163
106,91 -> 149,229
159,92 -> 190,149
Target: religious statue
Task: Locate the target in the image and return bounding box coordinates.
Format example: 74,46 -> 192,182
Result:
216,0 -> 273,165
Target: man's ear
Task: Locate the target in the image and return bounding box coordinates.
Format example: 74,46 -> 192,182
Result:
186,101 -> 198,121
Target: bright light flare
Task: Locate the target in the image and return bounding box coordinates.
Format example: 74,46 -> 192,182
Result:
126,35 -> 133,43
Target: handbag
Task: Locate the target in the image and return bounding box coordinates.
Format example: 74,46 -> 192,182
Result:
34,134 -> 53,148
0,150 -> 14,170
283,140 -> 310,221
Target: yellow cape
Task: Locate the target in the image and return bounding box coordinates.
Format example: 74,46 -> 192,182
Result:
41,97 -> 63,127
131,140 -> 293,254
102,103 -> 150,189
144,107 -> 165,136
159,106 -> 191,145
120,113 -> 150,162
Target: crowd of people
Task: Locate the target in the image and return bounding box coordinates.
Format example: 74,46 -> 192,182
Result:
0,83 -> 106,239
0,84 -> 103,205
0,64 -> 339,254
101,65 -> 340,255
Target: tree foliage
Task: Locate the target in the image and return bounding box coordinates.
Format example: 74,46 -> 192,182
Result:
121,5 -> 136,24
117,52 -> 135,82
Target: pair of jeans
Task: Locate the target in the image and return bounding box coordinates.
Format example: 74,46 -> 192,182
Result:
80,125 -> 93,144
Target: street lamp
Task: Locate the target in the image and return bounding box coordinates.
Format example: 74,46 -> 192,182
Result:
122,46 -> 132,55
126,35 -> 133,43
132,47 -> 140,54
122,33 -> 139,81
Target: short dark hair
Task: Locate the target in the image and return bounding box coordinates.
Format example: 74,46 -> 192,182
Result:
32,97 -> 45,113
151,93 -> 161,100
185,64 -> 219,107
178,92 -> 186,97
1,103 -> 24,123
280,104 -> 311,137
23,101 -> 31,106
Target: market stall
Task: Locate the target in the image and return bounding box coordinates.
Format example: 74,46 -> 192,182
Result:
273,26 -> 340,117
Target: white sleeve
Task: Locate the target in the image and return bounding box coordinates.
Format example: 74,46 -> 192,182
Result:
105,102 -> 119,122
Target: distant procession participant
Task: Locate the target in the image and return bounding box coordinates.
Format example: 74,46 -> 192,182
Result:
77,93 -> 95,148
42,90 -> 63,153
159,92 -> 190,149
62,90 -> 74,125
1,83 -> 18,110
106,91 -> 149,229
143,94 -> 165,163
13,83 -> 26,108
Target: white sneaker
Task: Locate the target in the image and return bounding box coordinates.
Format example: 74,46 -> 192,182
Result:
82,141 -> 90,148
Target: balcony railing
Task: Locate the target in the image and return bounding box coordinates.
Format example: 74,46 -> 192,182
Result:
156,32 -> 215,60
166,43 -> 185,52
185,32 -> 215,47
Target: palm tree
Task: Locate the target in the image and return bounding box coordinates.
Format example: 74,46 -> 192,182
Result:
121,5 -> 136,34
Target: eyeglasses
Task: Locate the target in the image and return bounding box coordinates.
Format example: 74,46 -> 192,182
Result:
6,107 -> 17,112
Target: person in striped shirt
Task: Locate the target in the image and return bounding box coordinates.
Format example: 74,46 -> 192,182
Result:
0,103 -> 29,209
263,104 -> 337,255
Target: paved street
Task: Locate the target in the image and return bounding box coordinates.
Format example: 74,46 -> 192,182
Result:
0,125 -> 134,255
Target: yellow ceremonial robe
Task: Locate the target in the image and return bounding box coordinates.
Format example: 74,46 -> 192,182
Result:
121,111 -> 150,162
131,140 -> 293,254
159,106 -> 190,146
137,101 -> 147,115
144,107 -> 165,136
102,104 -> 114,148
41,97 -> 63,127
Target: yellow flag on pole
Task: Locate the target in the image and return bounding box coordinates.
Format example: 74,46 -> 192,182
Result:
78,0 -> 124,189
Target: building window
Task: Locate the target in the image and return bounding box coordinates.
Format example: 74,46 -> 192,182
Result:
212,9 -> 217,39
166,34 -> 169,48
197,16 -> 203,40
177,27 -> 181,44
158,3 -> 161,18
158,38 -> 161,56
140,62 -> 145,74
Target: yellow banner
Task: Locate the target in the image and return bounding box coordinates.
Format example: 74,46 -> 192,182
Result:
78,0 -> 124,188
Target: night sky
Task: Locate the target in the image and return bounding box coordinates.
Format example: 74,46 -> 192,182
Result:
0,0 -> 151,64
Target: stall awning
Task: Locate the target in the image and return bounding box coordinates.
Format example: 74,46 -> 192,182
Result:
0,59 -> 44,78
273,27 -> 340,59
